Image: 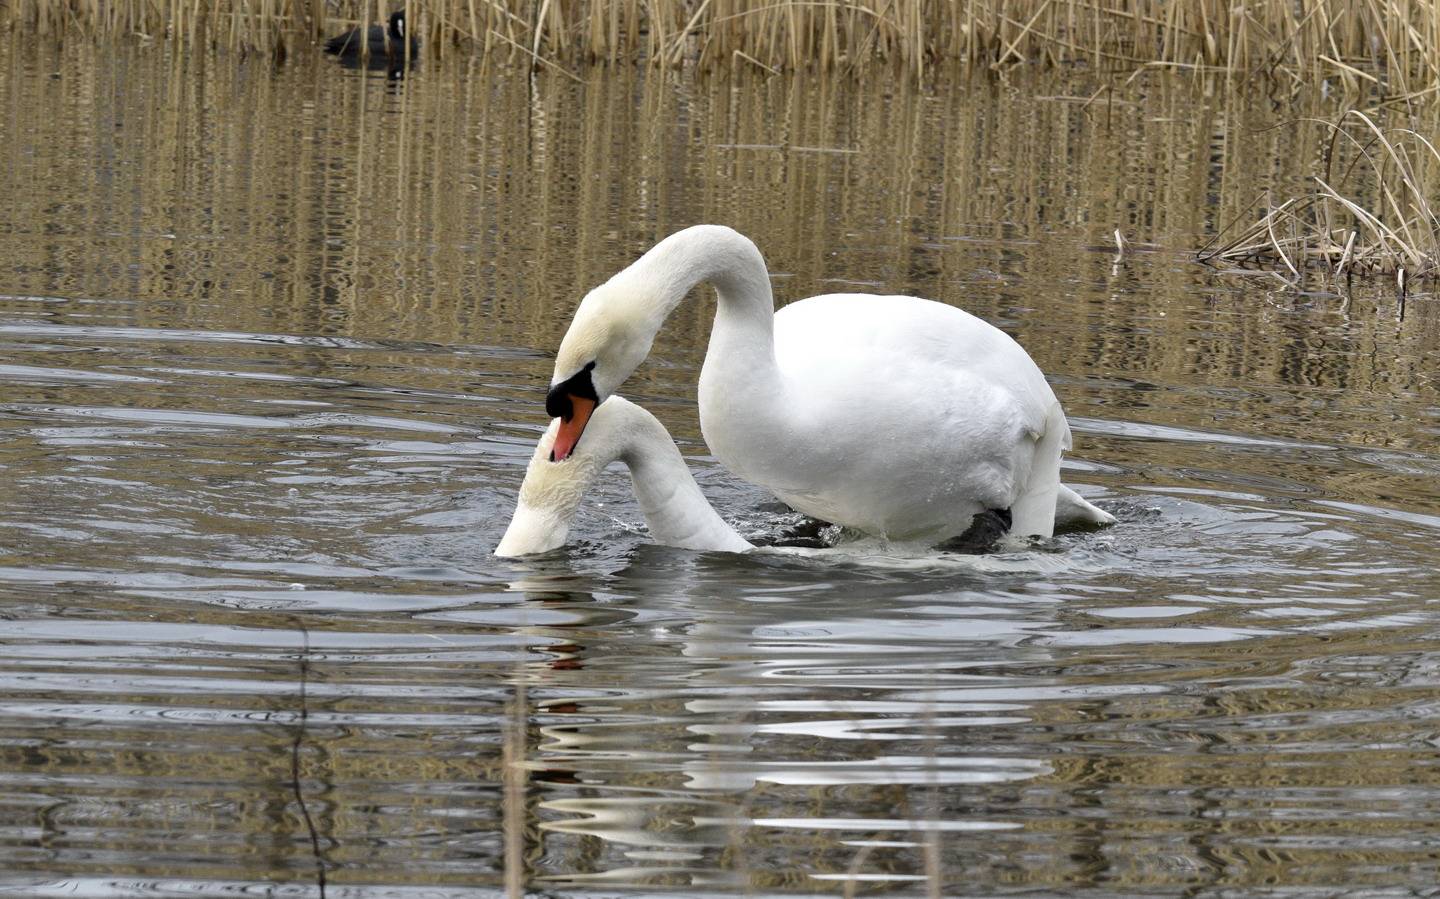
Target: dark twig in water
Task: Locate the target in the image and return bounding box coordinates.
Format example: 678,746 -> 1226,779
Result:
289,620 -> 328,898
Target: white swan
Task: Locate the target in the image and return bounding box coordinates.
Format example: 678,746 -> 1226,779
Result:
495,396 -> 752,557
545,225 -> 1112,543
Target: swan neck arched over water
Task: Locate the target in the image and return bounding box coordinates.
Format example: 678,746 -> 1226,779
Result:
495,397 -> 751,558
547,228 -> 785,462
611,225 -> 776,346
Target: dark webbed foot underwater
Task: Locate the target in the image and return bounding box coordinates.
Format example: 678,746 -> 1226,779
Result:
940,507 -> 1012,554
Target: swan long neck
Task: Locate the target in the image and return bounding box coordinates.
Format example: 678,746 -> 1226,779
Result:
625,437 -> 752,553
495,397 -> 751,557
613,225 -> 778,357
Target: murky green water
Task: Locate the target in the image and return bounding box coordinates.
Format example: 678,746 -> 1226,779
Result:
2,34 -> 1439,897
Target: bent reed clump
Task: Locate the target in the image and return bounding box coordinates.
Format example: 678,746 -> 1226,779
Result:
1202,111 -> 1440,283
5,0 -> 1440,82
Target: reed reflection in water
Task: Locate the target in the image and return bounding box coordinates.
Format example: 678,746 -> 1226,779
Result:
0,35 -> 1439,896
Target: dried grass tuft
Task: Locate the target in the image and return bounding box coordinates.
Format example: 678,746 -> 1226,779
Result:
1200,111 -> 1440,281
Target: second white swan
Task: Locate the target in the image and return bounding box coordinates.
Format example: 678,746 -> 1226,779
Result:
495,396 -> 1112,558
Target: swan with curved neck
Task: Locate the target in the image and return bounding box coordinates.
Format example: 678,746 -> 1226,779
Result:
495,395 -> 1110,557
547,225 -> 1108,543
496,396 -> 752,557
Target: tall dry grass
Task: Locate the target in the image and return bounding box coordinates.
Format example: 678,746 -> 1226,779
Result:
5,0 -> 1440,81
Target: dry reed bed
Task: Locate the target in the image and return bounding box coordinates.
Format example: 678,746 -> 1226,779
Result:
6,0 -> 1440,82
1201,111 -> 1440,282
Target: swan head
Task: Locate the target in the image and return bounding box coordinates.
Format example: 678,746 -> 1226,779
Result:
495,396 -> 642,558
547,283 -> 657,461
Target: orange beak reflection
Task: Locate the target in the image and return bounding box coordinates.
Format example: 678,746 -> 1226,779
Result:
550,396 -> 596,462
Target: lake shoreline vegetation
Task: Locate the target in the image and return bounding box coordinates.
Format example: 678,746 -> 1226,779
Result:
6,0 -> 1440,283
4,0 -> 1438,85
1200,110 -> 1440,290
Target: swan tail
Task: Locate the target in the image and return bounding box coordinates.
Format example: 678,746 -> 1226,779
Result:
1055,483 -> 1116,527
1009,402 -> 1068,538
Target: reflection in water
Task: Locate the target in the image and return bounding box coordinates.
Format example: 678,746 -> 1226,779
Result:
1,31 -> 1440,897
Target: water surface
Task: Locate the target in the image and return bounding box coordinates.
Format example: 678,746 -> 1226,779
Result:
2,37 -> 1439,896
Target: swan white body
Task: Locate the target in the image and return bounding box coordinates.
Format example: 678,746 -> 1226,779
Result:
549,225 -> 1111,543
495,397 -> 752,557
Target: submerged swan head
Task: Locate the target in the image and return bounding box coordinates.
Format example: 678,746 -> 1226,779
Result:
495,396 -> 751,558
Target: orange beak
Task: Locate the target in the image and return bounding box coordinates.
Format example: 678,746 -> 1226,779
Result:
550,396 -> 596,462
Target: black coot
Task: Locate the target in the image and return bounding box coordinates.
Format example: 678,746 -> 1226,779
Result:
324,10 -> 417,59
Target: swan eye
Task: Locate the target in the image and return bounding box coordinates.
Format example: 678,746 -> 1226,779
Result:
546,361 -> 598,421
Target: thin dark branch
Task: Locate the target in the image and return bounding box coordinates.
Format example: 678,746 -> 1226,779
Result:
290,621 -> 328,898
